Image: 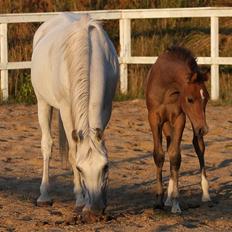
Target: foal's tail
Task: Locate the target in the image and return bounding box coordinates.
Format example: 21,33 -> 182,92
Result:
58,112 -> 69,167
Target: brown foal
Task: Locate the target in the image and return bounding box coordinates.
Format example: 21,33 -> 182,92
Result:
146,46 -> 211,213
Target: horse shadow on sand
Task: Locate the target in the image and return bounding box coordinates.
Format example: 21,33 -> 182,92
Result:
0,151 -> 231,227
108,151 -> 232,214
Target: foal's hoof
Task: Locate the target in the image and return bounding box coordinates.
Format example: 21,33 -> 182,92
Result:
171,200 -> 181,214
171,205 -> 182,214
153,201 -> 164,209
164,198 -> 172,207
154,195 -> 164,209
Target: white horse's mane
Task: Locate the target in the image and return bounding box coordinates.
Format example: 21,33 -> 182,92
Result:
63,15 -> 102,136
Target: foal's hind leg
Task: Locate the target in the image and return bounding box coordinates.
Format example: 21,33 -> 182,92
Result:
193,135 -> 211,202
148,112 -> 165,208
37,99 -> 53,204
167,114 -> 185,213
59,105 -> 85,209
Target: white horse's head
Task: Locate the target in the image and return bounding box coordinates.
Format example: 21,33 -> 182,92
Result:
72,128 -> 108,214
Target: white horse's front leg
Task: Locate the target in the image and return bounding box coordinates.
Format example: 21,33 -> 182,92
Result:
37,100 -> 53,204
69,146 -> 85,208
59,106 -> 86,209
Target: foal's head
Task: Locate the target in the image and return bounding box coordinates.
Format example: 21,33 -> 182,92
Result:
72,128 -> 108,214
181,71 -> 209,137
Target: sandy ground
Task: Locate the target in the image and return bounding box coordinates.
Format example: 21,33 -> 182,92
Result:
0,100 -> 231,232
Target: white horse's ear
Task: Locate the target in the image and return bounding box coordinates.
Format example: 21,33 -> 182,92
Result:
72,130 -> 83,143
95,128 -> 103,142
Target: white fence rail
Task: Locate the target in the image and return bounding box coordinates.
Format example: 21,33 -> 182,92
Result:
1,7 -> 232,101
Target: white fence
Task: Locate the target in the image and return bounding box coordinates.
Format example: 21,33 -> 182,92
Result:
1,7 -> 232,101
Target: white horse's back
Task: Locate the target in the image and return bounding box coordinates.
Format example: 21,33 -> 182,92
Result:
31,13 -> 118,114
32,13 -> 86,107
33,13 -> 81,49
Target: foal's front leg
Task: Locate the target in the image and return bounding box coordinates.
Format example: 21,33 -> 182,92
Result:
193,135 -> 211,202
148,112 -> 165,208
166,114 -> 185,213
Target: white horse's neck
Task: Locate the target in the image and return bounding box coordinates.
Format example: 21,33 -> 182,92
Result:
88,26 -> 106,131
64,16 -> 109,138
63,16 -> 93,136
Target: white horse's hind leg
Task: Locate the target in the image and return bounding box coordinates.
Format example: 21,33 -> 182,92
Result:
37,99 -> 53,204
59,106 -> 85,208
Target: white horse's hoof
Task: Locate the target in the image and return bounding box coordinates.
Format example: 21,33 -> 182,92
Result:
75,193 -> 86,211
165,198 -> 172,207
202,194 -> 211,202
36,195 -> 53,206
75,201 -> 85,212
171,200 -> 181,213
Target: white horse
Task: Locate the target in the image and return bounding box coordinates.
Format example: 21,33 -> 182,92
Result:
31,13 -> 119,215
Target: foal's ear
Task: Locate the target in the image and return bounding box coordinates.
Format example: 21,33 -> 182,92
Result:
188,73 -> 198,83
95,128 -> 103,142
72,130 -> 83,143
202,71 -> 209,82
200,67 -> 210,82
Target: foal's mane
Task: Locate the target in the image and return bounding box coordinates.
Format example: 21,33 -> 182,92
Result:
167,46 -> 198,73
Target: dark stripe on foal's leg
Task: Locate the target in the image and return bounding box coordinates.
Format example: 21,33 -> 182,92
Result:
153,151 -> 165,209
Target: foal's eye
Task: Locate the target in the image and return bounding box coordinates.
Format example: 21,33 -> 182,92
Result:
187,96 -> 194,103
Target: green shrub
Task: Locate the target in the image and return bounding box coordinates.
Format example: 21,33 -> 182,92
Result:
15,74 -> 36,104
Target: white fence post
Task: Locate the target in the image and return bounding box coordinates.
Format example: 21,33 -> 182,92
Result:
210,16 -> 219,101
0,23 -> 8,101
119,17 -> 131,94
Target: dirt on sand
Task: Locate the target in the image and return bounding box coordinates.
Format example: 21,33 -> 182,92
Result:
0,100 -> 231,231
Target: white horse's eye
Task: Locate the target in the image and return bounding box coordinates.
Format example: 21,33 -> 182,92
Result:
76,166 -> 83,174
103,164 -> 109,174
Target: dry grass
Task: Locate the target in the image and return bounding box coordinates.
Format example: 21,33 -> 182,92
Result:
0,0 -> 232,103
